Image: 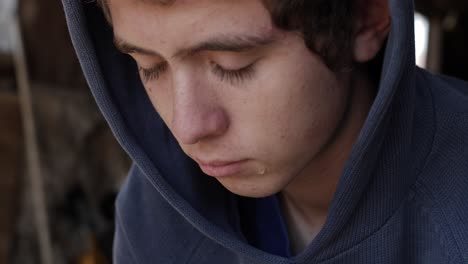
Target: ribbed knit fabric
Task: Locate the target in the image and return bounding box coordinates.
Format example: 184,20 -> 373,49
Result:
62,0 -> 468,263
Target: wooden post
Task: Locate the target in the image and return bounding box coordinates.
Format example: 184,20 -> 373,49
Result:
8,14 -> 54,264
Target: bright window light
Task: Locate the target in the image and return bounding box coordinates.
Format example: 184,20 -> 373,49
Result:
0,22 -> 11,54
415,12 -> 430,68
0,0 -> 16,54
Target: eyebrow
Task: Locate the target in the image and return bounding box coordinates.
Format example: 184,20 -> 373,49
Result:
113,33 -> 276,59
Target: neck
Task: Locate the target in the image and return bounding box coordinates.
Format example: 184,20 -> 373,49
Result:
280,68 -> 376,255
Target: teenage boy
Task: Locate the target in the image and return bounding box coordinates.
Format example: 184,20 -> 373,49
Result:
63,0 -> 468,263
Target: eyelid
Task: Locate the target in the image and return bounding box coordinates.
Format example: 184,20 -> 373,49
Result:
211,60 -> 256,71
212,53 -> 263,69
136,56 -> 261,84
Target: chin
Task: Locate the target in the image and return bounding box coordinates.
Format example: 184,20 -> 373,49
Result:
217,177 -> 286,198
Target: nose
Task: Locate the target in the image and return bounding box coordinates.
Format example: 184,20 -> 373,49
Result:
170,77 -> 229,145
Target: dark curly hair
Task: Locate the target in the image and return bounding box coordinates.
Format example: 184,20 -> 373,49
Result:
97,0 -> 357,70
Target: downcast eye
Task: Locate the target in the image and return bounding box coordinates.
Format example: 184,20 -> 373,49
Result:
211,61 -> 256,85
138,62 -> 168,83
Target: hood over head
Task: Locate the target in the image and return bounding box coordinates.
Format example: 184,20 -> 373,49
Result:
62,0 -> 433,262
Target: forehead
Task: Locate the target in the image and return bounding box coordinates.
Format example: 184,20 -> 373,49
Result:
107,0 -> 275,55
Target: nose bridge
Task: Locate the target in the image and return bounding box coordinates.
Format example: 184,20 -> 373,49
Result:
171,72 -> 228,145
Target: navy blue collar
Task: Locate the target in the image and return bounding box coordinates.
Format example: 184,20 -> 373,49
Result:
238,195 -> 291,257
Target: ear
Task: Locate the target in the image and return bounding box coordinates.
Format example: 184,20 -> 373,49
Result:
353,0 -> 391,63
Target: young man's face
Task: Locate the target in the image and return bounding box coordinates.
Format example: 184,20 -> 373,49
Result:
109,0 -> 351,198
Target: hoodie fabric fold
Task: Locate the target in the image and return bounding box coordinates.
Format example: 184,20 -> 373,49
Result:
62,0 -> 468,263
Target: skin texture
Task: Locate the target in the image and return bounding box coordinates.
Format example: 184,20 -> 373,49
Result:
108,0 -> 390,254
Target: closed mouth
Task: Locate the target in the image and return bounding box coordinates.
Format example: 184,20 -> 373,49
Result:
196,159 -> 248,177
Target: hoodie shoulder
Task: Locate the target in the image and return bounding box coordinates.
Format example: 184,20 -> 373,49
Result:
114,165 -> 243,264
114,165 -> 206,264
412,68 -> 468,261
414,68 -> 468,198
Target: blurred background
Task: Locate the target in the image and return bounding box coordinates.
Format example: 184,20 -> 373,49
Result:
0,0 -> 467,263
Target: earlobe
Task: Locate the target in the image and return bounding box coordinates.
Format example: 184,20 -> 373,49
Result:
353,0 -> 391,63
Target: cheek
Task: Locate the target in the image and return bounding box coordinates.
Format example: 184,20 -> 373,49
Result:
145,84 -> 174,127
237,62 -> 346,165
299,85 -> 346,141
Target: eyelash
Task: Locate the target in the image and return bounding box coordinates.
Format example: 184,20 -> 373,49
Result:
138,61 -> 256,84
211,62 -> 256,85
138,63 -> 168,83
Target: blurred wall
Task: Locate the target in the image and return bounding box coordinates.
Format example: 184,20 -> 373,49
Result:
0,0 -> 132,263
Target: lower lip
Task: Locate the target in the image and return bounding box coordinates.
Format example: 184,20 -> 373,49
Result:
199,160 -> 248,178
